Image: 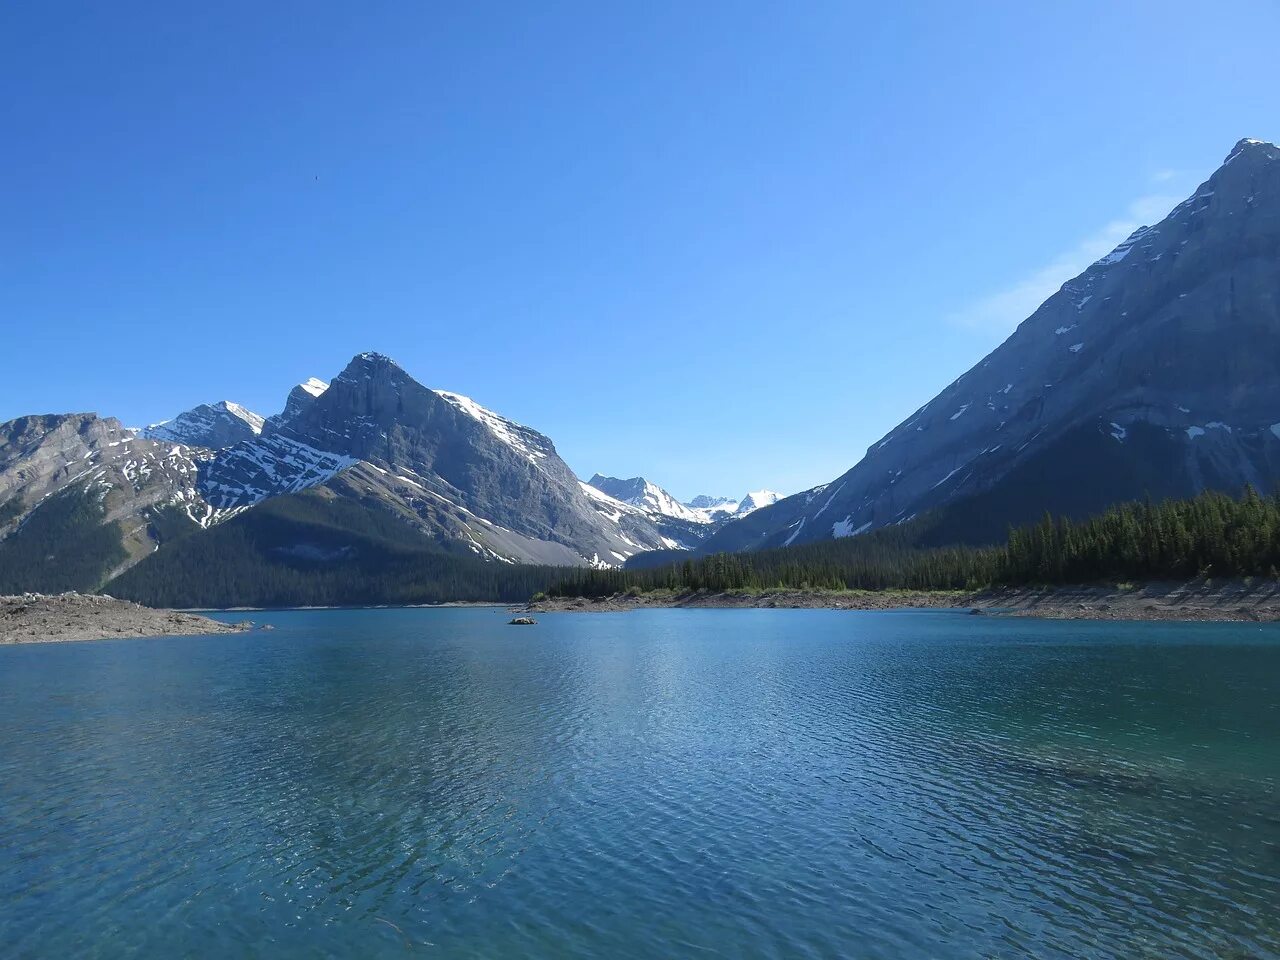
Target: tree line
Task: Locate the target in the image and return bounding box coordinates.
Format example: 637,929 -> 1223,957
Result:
546,487 -> 1280,599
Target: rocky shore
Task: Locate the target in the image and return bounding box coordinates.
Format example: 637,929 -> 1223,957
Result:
526,579 -> 1280,622
1,593 -> 252,644
525,588 -> 967,614
981,579 -> 1280,622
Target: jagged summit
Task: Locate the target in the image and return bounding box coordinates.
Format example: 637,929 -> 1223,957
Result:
141,400 -> 264,449
1224,137 -> 1279,164
201,352 -> 679,566
688,494 -> 734,510
587,475 -> 703,524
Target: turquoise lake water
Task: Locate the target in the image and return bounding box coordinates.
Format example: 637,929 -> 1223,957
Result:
1,608 -> 1278,958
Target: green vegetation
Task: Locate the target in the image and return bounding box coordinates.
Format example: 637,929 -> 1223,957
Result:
109,490 -> 565,608
548,488 -> 1280,599
0,489 -> 128,594
7,484 -> 1276,609
1001,486 -> 1280,584
0,498 -> 23,528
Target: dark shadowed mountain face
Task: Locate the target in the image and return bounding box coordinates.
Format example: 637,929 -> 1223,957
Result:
707,138 -> 1280,551
263,378 -> 329,433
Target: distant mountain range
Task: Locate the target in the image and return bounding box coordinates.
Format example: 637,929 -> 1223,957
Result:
4,137 -> 1280,602
584,474 -> 781,527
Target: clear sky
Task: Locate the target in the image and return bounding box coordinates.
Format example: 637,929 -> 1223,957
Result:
3,2 -> 1278,500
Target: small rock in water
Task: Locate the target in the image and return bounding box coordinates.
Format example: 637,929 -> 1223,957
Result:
509,616 -> 537,626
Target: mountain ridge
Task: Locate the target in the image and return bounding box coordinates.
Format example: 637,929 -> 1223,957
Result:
700,136 -> 1280,552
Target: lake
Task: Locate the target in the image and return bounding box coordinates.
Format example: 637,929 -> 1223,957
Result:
1,608 -> 1277,958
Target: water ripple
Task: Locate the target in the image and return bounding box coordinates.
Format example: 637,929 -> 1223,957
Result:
1,608 -> 1277,958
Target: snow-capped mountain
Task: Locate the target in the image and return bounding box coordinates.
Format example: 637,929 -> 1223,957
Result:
587,475 -> 705,523
0,353 -> 685,592
734,490 -> 782,516
581,476 -> 785,547
688,494 -> 735,510
682,490 -> 782,522
0,413 -> 228,591
198,353 -> 678,566
142,401 -> 264,449
705,137 -> 1280,551
264,377 -> 329,432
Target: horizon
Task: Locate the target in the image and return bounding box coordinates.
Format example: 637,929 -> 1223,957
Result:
4,3 -> 1279,500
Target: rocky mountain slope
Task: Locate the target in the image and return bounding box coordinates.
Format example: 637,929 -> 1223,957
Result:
582,475 -> 784,546
0,413 -> 221,592
586,476 -> 782,521
705,137 -> 1280,551
218,352 -> 678,565
0,354 -> 682,593
582,475 -> 715,548
142,401 -> 264,449
587,475 -> 704,523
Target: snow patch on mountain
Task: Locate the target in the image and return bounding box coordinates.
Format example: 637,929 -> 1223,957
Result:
586,475 -> 704,523
435,391 -> 554,468
199,435 -> 359,508
142,401 -> 265,449
735,490 -> 782,516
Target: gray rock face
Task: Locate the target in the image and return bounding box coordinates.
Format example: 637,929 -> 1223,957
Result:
201,353 -> 675,565
142,401 -> 264,449
709,137 -> 1280,550
0,413 -> 217,585
263,378 -> 329,433
585,474 -> 714,548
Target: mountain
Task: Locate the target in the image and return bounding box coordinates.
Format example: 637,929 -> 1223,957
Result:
0,353 -> 681,595
581,476 -> 784,545
587,475 -> 704,522
705,137 -> 1280,552
734,490 -> 782,516
583,474 -> 716,549
194,353 -> 681,567
688,494 -> 734,510
142,400 -> 265,449
264,377 -> 329,432
0,413 -> 220,592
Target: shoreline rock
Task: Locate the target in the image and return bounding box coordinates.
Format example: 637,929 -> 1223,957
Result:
1,592 -> 252,645
524,579 -> 1280,623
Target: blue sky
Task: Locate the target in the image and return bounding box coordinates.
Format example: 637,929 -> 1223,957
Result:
3,1 -> 1278,499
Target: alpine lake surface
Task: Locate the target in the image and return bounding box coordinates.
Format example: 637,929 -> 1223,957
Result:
1,608 -> 1277,959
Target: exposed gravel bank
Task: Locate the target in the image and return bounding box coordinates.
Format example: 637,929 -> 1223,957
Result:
1,593 -> 252,644
526,579 -> 1280,622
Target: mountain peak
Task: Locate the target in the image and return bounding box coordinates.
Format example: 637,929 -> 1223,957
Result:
687,494 -> 734,510
142,400 -> 264,448
335,352 -> 404,380
1224,137 -> 1279,165
736,490 -> 782,515
586,474 -> 705,524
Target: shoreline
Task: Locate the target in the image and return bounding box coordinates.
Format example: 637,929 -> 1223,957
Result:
525,579 -> 1280,622
1,593 -> 253,645
198,601 -> 509,613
